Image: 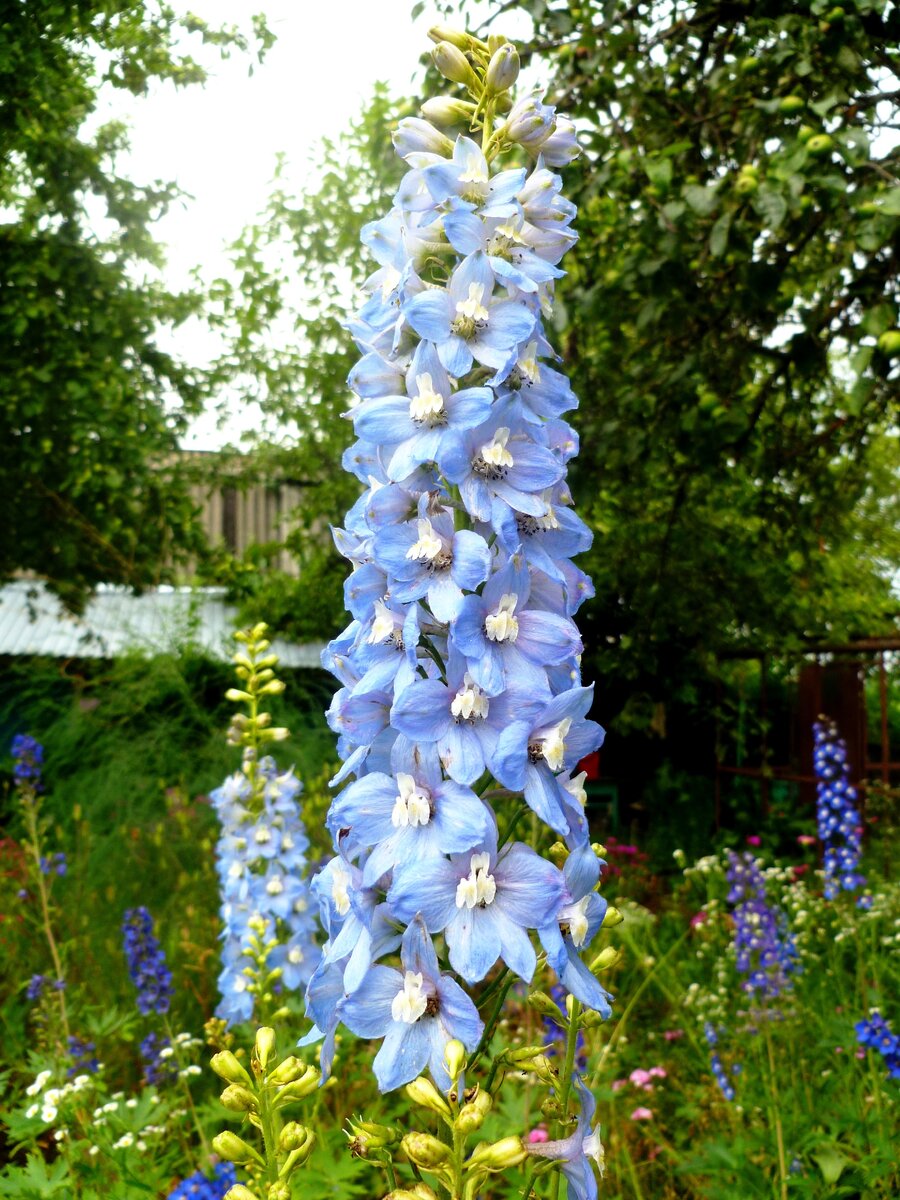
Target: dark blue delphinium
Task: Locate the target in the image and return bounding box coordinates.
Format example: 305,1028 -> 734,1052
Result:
726,851 -> 798,1003
855,1013 -> 900,1081
11,734 -> 43,789
167,1162 -> 236,1200
139,1031 -> 177,1087
67,1034 -> 99,1076
122,907 -> 173,1016
813,717 -> 866,902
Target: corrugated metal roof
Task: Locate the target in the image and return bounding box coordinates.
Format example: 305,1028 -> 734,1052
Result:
0,581 -> 325,669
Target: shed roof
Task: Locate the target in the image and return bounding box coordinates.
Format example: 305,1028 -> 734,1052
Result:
0,581 -> 325,669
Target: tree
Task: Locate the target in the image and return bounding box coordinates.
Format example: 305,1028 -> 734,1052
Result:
0,2 -> 272,610
471,0 -> 900,730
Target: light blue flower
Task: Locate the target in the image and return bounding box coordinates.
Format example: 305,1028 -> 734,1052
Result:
526,1076 -> 604,1200
539,844 -> 613,1015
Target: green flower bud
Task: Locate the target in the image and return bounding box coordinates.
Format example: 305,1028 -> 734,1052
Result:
278,1121 -> 310,1153
878,330 -> 900,356
253,1027 -> 276,1072
212,1131 -> 264,1166
507,1044 -> 550,1065
541,1096 -> 562,1119
210,1051 -> 253,1087
485,44 -> 519,94
602,906 -> 624,928
527,991 -> 567,1025
444,1038 -> 467,1082
405,1075 -> 453,1119
225,688 -> 252,702
455,1100 -> 486,1133
432,42 -> 478,89
468,1136 -> 527,1170
267,1185 -> 291,1200
220,1083 -> 258,1112
348,1119 -> 402,1152
427,24 -> 472,50
420,96 -> 476,125
402,1132 -> 452,1168
274,1067 -> 320,1104
267,1056 -> 306,1085
280,1129 -> 316,1171
224,1187 -> 260,1200
590,946 -> 621,973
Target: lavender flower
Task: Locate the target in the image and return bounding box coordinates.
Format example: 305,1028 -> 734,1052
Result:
726,851 -> 798,1003
813,718 -> 866,901
122,907 -> 173,1016
139,1031 -> 177,1087
11,734 -> 43,789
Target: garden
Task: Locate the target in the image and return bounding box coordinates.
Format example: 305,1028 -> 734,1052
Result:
2,3 -> 898,1200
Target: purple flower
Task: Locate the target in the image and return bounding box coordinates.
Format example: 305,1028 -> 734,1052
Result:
122,907 -> 173,1016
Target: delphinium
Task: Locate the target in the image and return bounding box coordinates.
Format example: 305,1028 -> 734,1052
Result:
813,716 -> 867,904
168,1161 -> 238,1200
725,850 -> 798,1009
212,625 -> 318,1026
855,1012 -> 900,1081
298,24 -> 617,1200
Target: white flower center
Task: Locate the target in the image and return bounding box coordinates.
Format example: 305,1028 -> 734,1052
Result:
409,372 -> 445,423
455,282 -> 489,323
391,970 -> 428,1024
368,598 -> 396,644
288,947 -> 304,965
459,150 -> 489,186
391,772 -> 432,828
480,427 -> 514,469
380,264 -> 402,301
536,491 -> 560,530
331,863 -> 351,917
518,341 -> 541,384
450,673 -> 490,722
583,1128 -> 605,1172
266,877 -> 284,896
568,896 -> 591,947
562,770 -> 588,808
484,593 -> 519,643
254,825 -> 272,844
405,517 -> 444,562
542,718 -> 572,773
455,851 -> 497,909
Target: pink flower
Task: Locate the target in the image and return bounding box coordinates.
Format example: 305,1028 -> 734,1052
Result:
630,1107 -> 653,1121
746,835 -> 761,847
527,1126 -> 549,1144
629,1069 -> 653,1088
649,1066 -> 667,1079
690,911 -> 708,929
797,835 -> 816,846
611,1079 -> 627,1092
663,1029 -> 684,1042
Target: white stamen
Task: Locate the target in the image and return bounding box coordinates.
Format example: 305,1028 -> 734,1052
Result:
455,282 -> 489,323
409,372 -> 445,422
583,1128 -> 605,1173
518,340 -> 541,385
459,150 -> 489,186
480,427 -> 514,468
455,852 -> 497,909
368,598 -> 396,644
484,593 -> 519,643
331,862 -> 351,917
391,970 -> 429,1024
568,896 -> 591,947
288,947 -> 304,965
535,490 -> 560,530
254,825 -> 272,843
266,877 -> 284,896
450,673 -> 490,721
405,517 -> 443,562
562,770 -> 588,808
542,718 -> 572,772
380,265 -> 402,301
391,772 -> 432,828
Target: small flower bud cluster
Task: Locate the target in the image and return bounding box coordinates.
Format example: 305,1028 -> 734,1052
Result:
855,1012 -> 900,1081
726,851 -> 798,1003
813,718 -> 866,902
213,628 -> 317,1025
122,907 -> 174,1016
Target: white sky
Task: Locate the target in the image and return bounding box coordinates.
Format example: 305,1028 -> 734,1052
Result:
98,0 -> 533,447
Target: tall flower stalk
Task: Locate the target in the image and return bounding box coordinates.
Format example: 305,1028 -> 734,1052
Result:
311,24 -> 613,1200
812,717 -> 867,904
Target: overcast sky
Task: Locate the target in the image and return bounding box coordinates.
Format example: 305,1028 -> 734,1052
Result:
99,0 -> 533,446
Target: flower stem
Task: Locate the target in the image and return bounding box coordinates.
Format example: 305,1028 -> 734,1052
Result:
764,1021 -> 788,1200
555,998 -> 582,1200
22,796 -> 70,1047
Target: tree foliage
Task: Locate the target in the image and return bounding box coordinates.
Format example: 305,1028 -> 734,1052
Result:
0,1 -> 272,610
472,0 -> 900,727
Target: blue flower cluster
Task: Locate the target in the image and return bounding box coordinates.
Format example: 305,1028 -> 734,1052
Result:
26,973 -> 66,1002
139,1031 -> 177,1087
67,1034 -> 99,1077
39,851 -> 67,877
167,1162 -> 237,1200
309,69 -> 612,1097
812,718 -> 866,901
726,851 -> 798,1003
122,907 -> 173,1016
703,1023 -> 736,1101
855,1013 -> 900,1081
212,756 -> 318,1024
11,733 -> 43,788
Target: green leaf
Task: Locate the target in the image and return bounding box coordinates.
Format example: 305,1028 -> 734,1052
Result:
684,184 -> 719,216
812,1145 -> 851,1186
753,185 -> 788,230
645,157 -> 673,187
709,212 -> 732,257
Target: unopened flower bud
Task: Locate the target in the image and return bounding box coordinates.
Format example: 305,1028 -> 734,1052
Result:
456,1100 -> 486,1133
393,118 -> 455,159
267,1056 -> 305,1085
406,1075 -> 453,1119
274,1066 -> 320,1104
602,906 -> 624,929
468,1136 -> 527,1170
408,1187 -> 439,1200
485,44 -> 519,94
420,96 -> 476,125
444,1039 -> 467,1082
212,1131 -> 264,1165
502,90 -> 556,151
592,842 -> 608,859
508,1044 -> 550,1064
432,42 -> 478,89
224,1187 -> 259,1200
539,115 -> 581,166
348,1119 -> 401,1152
527,991 -> 567,1025
427,24 -> 472,50
590,946 -> 621,973
278,1121 -> 310,1153
259,679 -> 286,695
402,1132 -> 452,1168
225,688 -> 252,703
253,1027 -> 276,1072
210,1051 -> 252,1087
541,1096 -> 562,1119
267,1185 -> 290,1200
220,1083 -> 257,1112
